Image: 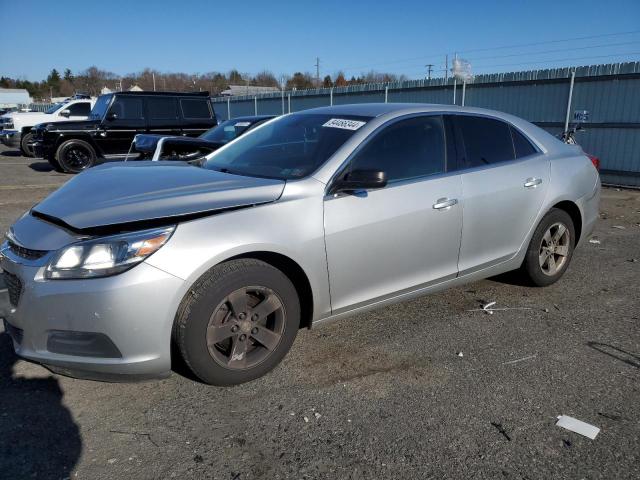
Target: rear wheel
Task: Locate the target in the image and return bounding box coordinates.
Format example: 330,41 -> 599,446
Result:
56,139 -> 97,173
20,132 -> 35,157
521,208 -> 575,286
174,259 -> 300,385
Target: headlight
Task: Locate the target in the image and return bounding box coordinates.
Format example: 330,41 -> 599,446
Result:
45,226 -> 175,279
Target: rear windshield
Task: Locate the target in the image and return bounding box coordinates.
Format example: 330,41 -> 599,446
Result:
203,113 -> 371,180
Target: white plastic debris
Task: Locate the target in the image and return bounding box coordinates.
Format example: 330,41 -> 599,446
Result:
457,351 -> 464,357
314,412 -> 322,420
467,301 -> 531,314
555,415 -> 600,439
612,225 -> 626,230
303,416 -> 309,423
589,238 -> 601,244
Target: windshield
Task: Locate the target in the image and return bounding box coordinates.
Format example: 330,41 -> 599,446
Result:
200,118 -> 259,143
89,94 -> 113,120
45,102 -> 67,114
203,114 -> 370,180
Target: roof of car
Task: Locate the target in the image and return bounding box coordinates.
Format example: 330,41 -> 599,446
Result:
298,103 -> 507,118
113,91 -> 210,97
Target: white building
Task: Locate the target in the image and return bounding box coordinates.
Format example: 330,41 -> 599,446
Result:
0,88 -> 32,107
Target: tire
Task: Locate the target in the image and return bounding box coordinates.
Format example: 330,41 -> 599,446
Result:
521,208 -> 576,287
20,131 -> 35,157
47,155 -> 65,173
174,259 -> 300,386
55,139 -> 97,173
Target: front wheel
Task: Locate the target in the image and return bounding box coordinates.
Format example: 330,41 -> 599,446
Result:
521,208 -> 576,287
174,259 -> 300,385
20,132 -> 35,157
56,139 -> 97,173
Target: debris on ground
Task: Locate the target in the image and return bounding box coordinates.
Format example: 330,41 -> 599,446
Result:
314,412 -> 322,420
457,351 -> 464,357
628,258 -> 638,263
490,422 -> 511,441
589,238 -> 601,244
467,301 -> 532,314
303,416 -> 309,423
502,354 -> 537,365
612,225 -> 626,230
555,415 -> 600,439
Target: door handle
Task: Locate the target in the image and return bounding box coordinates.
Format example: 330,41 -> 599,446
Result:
524,177 -> 543,188
432,198 -> 458,210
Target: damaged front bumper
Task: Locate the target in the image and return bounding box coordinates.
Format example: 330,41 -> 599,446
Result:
0,239 -> 186,382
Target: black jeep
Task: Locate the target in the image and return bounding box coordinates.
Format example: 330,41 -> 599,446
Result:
32,91 -> 217,173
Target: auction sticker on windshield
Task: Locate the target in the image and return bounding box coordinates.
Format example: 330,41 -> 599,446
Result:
322,118 -> 367,130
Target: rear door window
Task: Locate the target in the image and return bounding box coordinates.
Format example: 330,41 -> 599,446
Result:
454,115 -> 515,169
147,97 -> 178,120
511,126 -> 538,158
181,99 -> 212,119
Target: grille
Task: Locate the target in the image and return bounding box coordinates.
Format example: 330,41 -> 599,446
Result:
2,271 -> 22,307
8,240 -> 48,260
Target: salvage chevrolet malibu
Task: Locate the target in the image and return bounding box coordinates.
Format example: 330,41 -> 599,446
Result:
0,104 -> 600,385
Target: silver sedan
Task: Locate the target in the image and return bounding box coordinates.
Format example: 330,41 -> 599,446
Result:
0,104 -> 600,385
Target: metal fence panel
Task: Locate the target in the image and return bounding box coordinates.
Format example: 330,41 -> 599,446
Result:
212,62 -> 640,187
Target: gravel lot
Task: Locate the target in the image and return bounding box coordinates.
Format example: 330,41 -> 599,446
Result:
1,145 -> 639,480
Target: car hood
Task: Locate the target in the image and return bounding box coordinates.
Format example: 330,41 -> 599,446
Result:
31,162 -> 285,231
42,119 -> 101,131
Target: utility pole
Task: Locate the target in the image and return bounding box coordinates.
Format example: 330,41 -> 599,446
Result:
445,55 -> 448,83
315,57 -> 320,88
152,72 -> 156,91
425,64 -> 434,80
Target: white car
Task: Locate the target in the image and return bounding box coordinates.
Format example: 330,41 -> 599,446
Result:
0,96 -> 94,156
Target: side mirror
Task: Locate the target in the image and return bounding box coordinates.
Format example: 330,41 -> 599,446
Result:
59,109 -> 71,118
107,112 -> 118,121
331,169 -> 387,194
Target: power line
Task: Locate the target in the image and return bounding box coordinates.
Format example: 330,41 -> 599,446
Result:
366,40 -> 640,73
325,29 -> 640,73
401,51 -> 640,77
456,29 -> 640,55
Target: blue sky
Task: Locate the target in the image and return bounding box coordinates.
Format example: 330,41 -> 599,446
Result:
1,0 -> 639,81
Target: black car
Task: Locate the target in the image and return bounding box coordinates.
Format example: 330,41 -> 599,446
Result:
32,91 -> 217,173
133,115 -> 276,161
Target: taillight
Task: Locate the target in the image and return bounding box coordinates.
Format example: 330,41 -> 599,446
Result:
587,154 -> 600,171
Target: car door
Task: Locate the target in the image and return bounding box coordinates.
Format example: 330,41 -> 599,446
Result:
96,96 -> 146,156
449,114 -> 550,274
146,96 -> 181,137
323,115 -> 463,313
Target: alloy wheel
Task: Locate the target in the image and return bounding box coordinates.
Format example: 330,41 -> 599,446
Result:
64,146 -> 91,170
538,222 -> 570,276
206,286 -> 285,370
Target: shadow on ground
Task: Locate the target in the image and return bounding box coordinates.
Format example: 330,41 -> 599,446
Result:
29,161 -> 57,172
587,341 -> 640,369
0,150 -> 21,157
0,332 -> 82,479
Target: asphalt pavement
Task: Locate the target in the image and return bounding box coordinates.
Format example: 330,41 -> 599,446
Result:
0,145 -> 639,479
